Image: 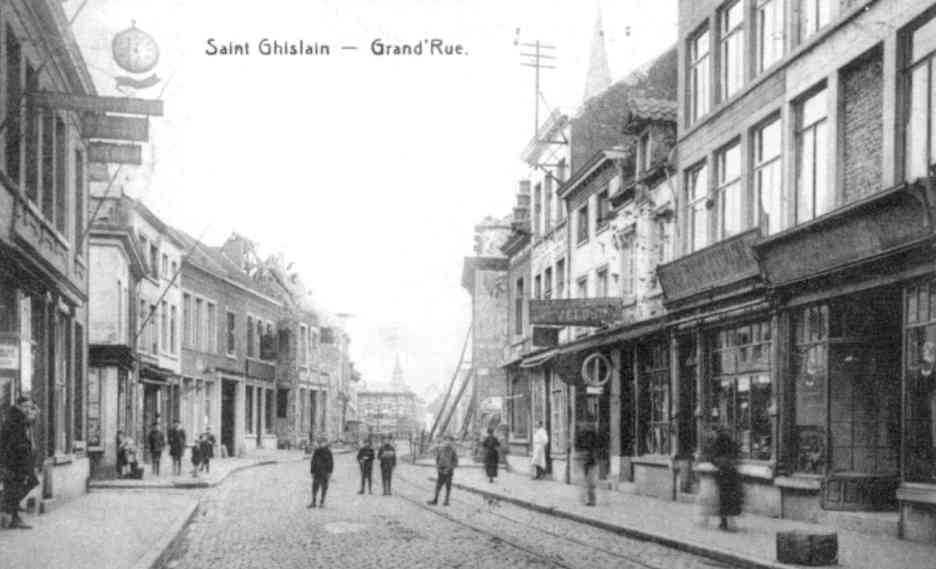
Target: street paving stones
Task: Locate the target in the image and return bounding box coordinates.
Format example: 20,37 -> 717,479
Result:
161,453 -> 732,569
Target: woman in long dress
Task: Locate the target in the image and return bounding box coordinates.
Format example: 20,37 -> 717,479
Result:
482,428 -> 500,482
530,421 -> 549,479
705,427 -> 743,530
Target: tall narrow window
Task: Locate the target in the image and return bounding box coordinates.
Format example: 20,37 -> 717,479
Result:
556,258 -> 566,299
194,298 -> 203,350
160,300 -> 168,352
596,189 -> 611,231
207,303 -> 217,353
795,87 -> 831,224
534,274 -> 542,300
226,311 -> 236,355
247,316 -> 255,358
620,235 -> 635,297
533,183 -> 542,237
74,322 -> 84,444
138,299 -> 147,352
74,150 -> 84,251
800,0 -> 832,43
5,28 -> 22,185
24,64 -> 38,204
576,276 -> 588,300
170,305 -> 177,354
689,26 -> 711,124
41,111 -> 54,222
182,293 -> 192,347
638,131 -> 652,173
757,0 -> 784,72
54,117 -> 66,234
720,1 -> 745,100
543,267 -> 553,300
595,266 -> 609,298
754,117 -> 783,235
716,142 -> 743,240
150,304 -> 158,354
687,162 -> 709,252
576,203 -> 589,244
514,278 -> 524,335
906,14 -> 936,180
544,176 -> 553,233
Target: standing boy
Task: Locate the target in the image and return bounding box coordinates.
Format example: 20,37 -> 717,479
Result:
309,437 -> 334,508
378,436 -> 397,495
199,427 -> 216,473
356,439 -> 375,495
147,422 -> 165,476
427,436 -> 458,506
168,420 -> 186,476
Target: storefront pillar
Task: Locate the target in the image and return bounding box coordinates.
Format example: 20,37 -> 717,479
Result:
693,326 -> 705,458
609,348 -> 622,483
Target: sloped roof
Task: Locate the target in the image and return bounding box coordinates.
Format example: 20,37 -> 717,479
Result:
628,96 -> 677,123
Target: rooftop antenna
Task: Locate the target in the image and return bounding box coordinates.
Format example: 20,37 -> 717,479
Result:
516,28 -> 557,138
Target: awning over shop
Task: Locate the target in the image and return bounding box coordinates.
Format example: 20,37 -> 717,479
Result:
552,317 -> 666,386
519,349 -> 557,368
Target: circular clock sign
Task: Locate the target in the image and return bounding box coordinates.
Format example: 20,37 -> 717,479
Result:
581,352 -> 612,387
112,23 -> 160,74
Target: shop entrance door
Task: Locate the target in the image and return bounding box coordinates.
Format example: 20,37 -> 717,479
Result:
221,380 -> 236,457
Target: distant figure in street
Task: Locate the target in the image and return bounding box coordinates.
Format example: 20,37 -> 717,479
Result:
357,438 -> 375,494
0,396 -> 40,529
190,434 -> 203,478
577,427 -> 599,506
115,430 -> 127,477
705,427 -> 743,530
147,422 -> 165,476
309,437 -> 334,508
531,421 -> 549,480
482,428 -> 500,483
427,435 -> 458,506
378,435 -> 397,495
168,420 -> 186,476
199,427 -> 216,473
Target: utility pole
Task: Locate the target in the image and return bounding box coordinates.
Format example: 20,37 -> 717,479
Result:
517,37 -> 557,138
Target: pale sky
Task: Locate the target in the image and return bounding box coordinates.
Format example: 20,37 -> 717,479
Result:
65,0 -> 677,398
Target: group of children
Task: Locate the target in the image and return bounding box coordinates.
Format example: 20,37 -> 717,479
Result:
116,420 -> 216,479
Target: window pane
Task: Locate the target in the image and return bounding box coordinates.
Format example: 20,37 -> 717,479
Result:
721,181 -> 742,237
814,121 -> 832,216
912,17 -> 936,63
759,0 -> 784,71
907,65 -> 929,179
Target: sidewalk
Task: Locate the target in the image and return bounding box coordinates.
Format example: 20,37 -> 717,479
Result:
405,461 -> 936,569
1,449 -> 315,569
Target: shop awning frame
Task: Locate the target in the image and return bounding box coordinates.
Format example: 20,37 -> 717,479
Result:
519,349 -> 557,368
555,316 -> 666,356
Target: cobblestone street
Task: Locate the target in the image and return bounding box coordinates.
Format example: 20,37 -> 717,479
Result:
160,454 -> 733,569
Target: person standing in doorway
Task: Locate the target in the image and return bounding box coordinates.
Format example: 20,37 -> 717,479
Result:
147,422 -> 165,477
531,421 -> 549,480
482,428 -> 500,483
0,396 -> 39,529
199,427 -> 216,473
378,435 -> 397,495
168,420 -> 186,476
356,438 -> 375,495
309,437 -> 334,508
427,436 -> 458,506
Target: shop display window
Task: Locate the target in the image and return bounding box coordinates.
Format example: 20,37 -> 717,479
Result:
709,321 -> 772,460
638,342 -> 671,455
905,281 -> 936,482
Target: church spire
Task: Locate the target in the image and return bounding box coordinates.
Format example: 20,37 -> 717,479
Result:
392,354 -> 405,388
583,5 -> 612,102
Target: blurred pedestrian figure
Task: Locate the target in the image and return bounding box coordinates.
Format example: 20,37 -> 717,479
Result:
147,422 -> 165,476
190,434 -> 202,478
705,427 -> 743,530
357,438 -> 375,494
577,427 -> 599,506
531,421 -> 549,479
199,427 -> 216,473
482,428 -> 500,483
427,435 -> 458,506
115,430 -> 127,477
378,435 -> 397,495
168,420 -> 186,476
0,396 -> 39,529
308,437 -> 333,508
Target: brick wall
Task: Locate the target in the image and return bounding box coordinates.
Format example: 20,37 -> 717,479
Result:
841,48 -> 883,204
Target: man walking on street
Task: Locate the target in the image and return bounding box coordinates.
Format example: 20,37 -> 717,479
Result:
0,396 -> 39,529
357,438 -> 375,495
378,435 -> 397,495
168,420 -> 186,476
427,435 -> 458,506
147,422 -> 165,476
309,437 -> 333,508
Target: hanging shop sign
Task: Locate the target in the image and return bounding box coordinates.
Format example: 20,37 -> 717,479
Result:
531,326 -> 559,348
581,352 -> 612,394
81,114 -> 149,142
529,298 -> 623,327
28,92 -> 164,116
88,142 -> 142,165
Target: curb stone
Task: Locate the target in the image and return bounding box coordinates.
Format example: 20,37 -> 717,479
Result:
430,476 -> 792,569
